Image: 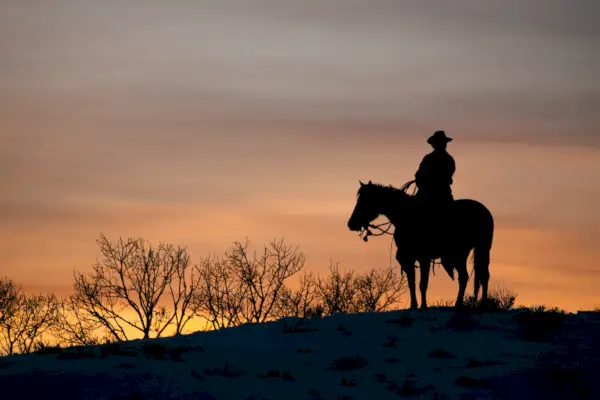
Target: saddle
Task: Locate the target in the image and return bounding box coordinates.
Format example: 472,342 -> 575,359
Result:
399,180 -> 455,262
410,195 -> 454,260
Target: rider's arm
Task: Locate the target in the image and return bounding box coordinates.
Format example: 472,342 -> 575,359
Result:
448,156 -> 456,184
415,155 -> 430,184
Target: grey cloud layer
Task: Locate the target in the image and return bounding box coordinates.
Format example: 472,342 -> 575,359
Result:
1,0 -> 598,208
1,0 -> 597,128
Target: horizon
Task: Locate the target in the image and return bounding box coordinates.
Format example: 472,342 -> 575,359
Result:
1,0 -> 599,314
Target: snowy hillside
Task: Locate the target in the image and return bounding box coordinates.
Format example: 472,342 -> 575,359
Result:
0,307 -> 598,400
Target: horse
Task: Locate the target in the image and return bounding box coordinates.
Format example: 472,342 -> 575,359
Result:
347,180 -> 494,310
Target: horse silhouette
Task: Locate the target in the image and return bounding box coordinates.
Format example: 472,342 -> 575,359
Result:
347,180 -> 494,310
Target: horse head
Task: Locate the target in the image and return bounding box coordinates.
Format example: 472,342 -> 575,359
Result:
347,180 -> 384,232
348,180 -> 413,234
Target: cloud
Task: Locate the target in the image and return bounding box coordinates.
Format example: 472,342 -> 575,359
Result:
1,0 -> 598,310
1,0 -> 597,140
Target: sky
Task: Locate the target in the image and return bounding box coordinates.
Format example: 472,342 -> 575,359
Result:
1,0 -> 599,312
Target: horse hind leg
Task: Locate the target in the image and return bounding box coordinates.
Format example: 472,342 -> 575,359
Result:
473,264 -> 481,301
455,257 -> 469,309
474,207 -> 494,304
473,245 -> 491,303
472,250 -> 481,301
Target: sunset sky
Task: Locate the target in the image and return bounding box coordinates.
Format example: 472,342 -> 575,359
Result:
1,0 -> 599,312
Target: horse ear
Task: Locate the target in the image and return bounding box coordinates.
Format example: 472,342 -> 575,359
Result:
368,180 -> 372,185
359,180 -> 364,186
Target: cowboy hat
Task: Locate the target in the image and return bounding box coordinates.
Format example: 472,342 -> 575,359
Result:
427,130 -> 453,145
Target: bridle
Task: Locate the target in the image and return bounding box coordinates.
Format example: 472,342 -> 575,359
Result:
356,180 -> 417,242
359,221 -> 393,242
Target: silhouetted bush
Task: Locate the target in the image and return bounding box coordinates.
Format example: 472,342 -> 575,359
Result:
69,233 -> 200,342
276,261 -> 406,319
463,284 -> 517,312
0,278 -> 60,355
51,296 -> 104,347
272,271 -> 320,319
193,238 -> 306,329
433,284 -> 517,313
3,231 -> 581,359
514,305 -> 568,341
1,234 -> 406,351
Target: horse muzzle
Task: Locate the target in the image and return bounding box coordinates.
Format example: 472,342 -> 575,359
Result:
347,219 -> 363,232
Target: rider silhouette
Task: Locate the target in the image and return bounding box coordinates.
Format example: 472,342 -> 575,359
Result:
414,130 -> 455,227
415,131 -> 455,203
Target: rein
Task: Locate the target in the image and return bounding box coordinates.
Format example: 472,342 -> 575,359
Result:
359,221 -> 393,242
358,179 -> 417,243
399,179 -> 417,195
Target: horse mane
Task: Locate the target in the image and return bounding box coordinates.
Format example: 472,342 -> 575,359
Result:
367,182 -> 401,191
358,181 -> 412,201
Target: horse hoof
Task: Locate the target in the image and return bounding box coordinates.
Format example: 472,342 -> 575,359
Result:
420,305 -> 428,311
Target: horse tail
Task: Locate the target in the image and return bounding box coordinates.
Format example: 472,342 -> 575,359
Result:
472,211 -> 494,300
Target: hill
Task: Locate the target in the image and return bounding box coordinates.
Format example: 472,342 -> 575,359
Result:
0,307 -> 598,400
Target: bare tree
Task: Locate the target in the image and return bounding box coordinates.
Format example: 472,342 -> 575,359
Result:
193,238 -> 305,328
193,254 -> 246,330
354,265 -> 406,312
315,261 -> 359,315
0,277 -> 18,324
70,233 -> 200,342
52,295 -> 103,347
307,262 -> 407,317
152,245 -> 199,336
272,271 -> 319,319
232,238 -> 305,323
0,280 -> 60,355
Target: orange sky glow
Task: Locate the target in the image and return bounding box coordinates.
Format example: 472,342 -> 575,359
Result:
1,0 -> 599,319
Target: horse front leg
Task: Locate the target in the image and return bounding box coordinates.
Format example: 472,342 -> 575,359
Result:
418,258 -> 431,310
398,255 -> 418,309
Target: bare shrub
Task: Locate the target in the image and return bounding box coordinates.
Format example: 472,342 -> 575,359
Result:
193,254 -> 246,329
52,295 -> 103,347
0,279 -> 60,355
488,284 -> 517,310
70,233 -> 200,342
193,238 -> 305,329
312,262 -> 406,316
0,277 -> 18,324
354,266 -> 406,312
272,271 -> 319,319
315,261 -> 359,315
440,284 -> 518,313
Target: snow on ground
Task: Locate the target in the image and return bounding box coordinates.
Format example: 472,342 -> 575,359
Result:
0,307 -> 599,400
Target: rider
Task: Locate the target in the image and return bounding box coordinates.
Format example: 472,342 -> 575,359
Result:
414,130 -> 456,225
